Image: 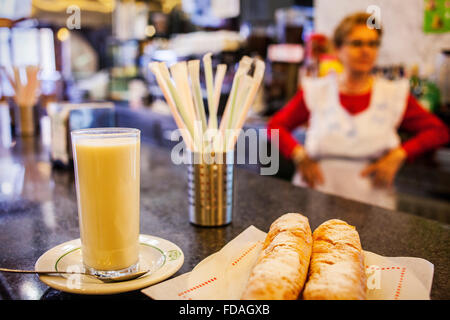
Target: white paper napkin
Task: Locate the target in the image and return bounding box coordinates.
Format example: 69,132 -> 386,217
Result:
142,226 -> 433,300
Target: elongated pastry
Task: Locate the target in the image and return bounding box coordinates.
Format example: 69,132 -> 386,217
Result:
241,213 -> 313,300
303,219 -> 367,300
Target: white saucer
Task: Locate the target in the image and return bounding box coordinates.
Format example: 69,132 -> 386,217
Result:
35,234 -> 184,295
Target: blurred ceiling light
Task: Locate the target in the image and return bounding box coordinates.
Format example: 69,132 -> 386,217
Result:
145,25 -> 156,37
32,0 -> 115,13
56,27 -> 70,41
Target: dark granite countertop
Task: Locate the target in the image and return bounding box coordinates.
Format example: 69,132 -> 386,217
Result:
0,137 -> 448,300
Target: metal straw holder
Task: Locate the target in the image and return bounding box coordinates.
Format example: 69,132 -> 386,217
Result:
187,151 -> 235,227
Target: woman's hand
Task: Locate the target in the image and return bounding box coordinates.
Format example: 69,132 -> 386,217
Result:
292,145 -> 324,188
297,155 -> 325,188
360,147 -> 407,188
292,148 -> 324,188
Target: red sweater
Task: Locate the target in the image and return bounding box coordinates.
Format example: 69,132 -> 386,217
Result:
267,89 -> 450,160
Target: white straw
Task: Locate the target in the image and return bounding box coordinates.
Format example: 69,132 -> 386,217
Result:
150,54 -> 265,154
202,53 -> 216,130
217,56 -> 253,151
230,74 -> 253,130
149,62 -> 194,150
178,62 -> 198,123
170,62 -> 197,126
221,57 -> 253,132
212,64 -> 227,127
171,62 -> 205,151
188,60 -> 207,133
227,59 -> 265,150
157,63 -> 195,139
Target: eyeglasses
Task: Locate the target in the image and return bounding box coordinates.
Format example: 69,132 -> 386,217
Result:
344,40 -> 381,48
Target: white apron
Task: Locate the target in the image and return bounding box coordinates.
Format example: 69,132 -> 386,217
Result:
292,75 -> 410,209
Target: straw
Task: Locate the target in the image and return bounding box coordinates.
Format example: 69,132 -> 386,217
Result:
212,64 -> 227,127
157,63 -> 195,138
208,63 -> 227,151
188,60 -> 208,152
170,62 -> 197,126
150,62 -> 195,150
226,59 -> 265,150
220,71 -> 248,152
216,56 -> 253,151
223,57 -> 253,132
230,74 -> 253,130
202,53 -> 216,130
149,54 -> 265,155
170,62 -> 205,151
188,60 -> 208,133
149,62 -> 194,150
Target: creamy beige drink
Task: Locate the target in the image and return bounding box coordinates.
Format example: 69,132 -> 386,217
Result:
72,128 -> 140,275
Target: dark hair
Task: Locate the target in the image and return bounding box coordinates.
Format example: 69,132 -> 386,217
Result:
333,12 -> 383,48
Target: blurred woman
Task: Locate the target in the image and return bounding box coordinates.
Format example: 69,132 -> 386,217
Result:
267,12 -> 449,208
